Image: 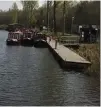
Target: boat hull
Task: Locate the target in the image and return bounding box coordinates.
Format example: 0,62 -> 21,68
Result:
21,39 -> 34,46
33,40 -> 47,48
6,39 -> 20,46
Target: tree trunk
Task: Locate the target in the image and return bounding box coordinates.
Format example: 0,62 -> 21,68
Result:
63,1 -> 66,35
53,1 -> 56,35
47,1 -> 49,32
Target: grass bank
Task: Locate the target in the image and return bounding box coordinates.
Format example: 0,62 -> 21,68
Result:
68,43 -> 100,76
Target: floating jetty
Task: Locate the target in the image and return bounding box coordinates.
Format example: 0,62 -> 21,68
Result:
47,37 -> 91,70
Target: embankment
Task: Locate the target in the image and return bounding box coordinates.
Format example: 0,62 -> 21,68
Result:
68,43 -> 100,77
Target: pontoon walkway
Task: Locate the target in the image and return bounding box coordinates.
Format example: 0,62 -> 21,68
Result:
47,38 -> 91,70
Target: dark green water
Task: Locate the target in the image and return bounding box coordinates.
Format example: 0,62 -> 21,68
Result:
0,30 -> 100,106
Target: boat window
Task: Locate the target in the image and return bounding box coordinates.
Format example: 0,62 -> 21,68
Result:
25,34 -> 27,38
28,33 -> 31,38
16,34 -> 19,39
17,34 -> 19,39
14,34 -> 16,39
10,34 -> 12,38
12,34 -> 14,39
18,34 -> 19,39
23,34 -> 26,38
13,34 -> 15,39
8,33 -> 10,38
26,33 -> 28,38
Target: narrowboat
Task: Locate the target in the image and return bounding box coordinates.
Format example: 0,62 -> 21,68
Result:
6,31 -> 23,45
33,33 -> 47,48
33,33 -> 46,42
21,32 -> 34,46
33,39 -> 47,48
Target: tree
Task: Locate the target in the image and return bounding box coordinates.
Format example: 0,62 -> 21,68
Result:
21,1 -> 38,26
0,0 -> 99,32
53,1 -> 61,34
47,1 -> 49,32
47,1 -> 53,32
11,2 -> 18,23
63,1 -> 66,35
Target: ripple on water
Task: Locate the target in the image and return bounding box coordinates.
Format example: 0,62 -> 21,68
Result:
0,31 -> 100,106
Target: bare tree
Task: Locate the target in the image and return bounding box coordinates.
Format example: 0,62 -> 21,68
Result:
63,1 -> 66,35
11,2 -> 18,23
21,1 -> 38,26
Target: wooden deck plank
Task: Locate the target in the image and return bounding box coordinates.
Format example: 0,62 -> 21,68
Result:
47,38 -> 91,64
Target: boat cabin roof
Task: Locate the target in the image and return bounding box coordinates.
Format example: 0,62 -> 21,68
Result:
37,33 -> 43,35
9,32 -> 23,36
14,31 -> 22,33
37,33 -> 44,36
24,32 -> 32,34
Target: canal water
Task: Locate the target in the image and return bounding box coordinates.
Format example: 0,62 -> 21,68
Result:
0,30 -> 100,106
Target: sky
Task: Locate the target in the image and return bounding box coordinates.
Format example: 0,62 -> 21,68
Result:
0,0 -> 45,11
0,0 -> 89,11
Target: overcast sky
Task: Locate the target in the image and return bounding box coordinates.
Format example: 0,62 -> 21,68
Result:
0,0 -> 45,11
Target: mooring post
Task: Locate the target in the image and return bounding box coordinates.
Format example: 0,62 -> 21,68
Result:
55,39 -> 57,49
49,36 -> 51,44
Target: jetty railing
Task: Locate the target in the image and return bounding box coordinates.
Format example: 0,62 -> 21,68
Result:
58,35 -> 80,46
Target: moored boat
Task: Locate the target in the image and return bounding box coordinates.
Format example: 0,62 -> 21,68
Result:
34,39 -> 47,48
33,33 -> 47,48
21,32 -> 34,46
6,31 -> 23,46
33,33 -> 46,42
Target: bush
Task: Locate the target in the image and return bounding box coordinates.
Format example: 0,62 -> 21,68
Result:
71,44 -> 100,76
0,24 -> 8,30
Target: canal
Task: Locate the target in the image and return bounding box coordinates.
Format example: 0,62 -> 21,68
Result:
0,30 -> 100,106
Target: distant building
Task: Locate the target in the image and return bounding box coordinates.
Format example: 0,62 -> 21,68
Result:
72,24 -> 100,43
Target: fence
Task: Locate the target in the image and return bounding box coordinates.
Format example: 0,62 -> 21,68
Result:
58,35 -> 80,46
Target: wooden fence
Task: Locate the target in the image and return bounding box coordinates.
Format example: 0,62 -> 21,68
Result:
58,36 -> 80,46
